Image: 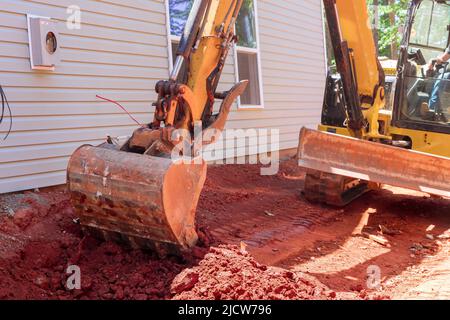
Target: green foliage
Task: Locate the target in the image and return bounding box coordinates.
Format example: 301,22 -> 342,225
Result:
367,0 -> 410,58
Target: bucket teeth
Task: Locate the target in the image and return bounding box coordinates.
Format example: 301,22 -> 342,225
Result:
67,145 -> 207,255
81,226 -> 182,257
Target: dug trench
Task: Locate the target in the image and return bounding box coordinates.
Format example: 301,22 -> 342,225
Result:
0,159 -> 449,300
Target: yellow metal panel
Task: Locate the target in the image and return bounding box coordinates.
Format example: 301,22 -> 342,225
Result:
335,0 -> 380,98
390,127 -> 450,158
319,125 -> 450,158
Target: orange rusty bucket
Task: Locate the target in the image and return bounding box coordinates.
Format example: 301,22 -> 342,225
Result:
67,145 -> 207,255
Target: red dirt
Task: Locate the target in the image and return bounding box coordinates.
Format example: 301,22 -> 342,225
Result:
0,189 -> 186,300
0,161 -> 331,300
0,159 -> 449,300
198,162 -> 450,298
172,245 -> 358,300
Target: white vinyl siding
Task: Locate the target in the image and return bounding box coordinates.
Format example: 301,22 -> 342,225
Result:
0,0 -> 169,193
0,0 -> 326,193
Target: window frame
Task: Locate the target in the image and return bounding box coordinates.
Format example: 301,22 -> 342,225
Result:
233,0 -> 264,110
164,0 -> 183,74
164,0 -> 264,109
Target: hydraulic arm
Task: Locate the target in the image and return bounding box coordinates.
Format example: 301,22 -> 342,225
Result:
323,0 -> 386,137
67,0 -> 247,255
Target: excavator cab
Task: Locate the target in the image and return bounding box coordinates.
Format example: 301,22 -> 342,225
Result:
298,0 -> 450,207
396,0 -> 450,127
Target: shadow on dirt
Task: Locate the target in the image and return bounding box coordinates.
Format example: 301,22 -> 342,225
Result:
279,187 -> 450,293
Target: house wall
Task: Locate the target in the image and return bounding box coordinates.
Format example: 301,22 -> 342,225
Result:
0,0 -> 326,193
217,0 -> 326,158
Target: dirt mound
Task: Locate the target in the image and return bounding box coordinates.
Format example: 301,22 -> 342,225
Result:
171,245 -> 342,300
0,190 -> 192,300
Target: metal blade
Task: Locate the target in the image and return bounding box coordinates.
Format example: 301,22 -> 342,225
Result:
298,128 -> 450,198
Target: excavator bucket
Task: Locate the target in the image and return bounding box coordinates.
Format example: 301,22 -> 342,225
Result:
298,128 -> 450,198
67,145 -> 207,255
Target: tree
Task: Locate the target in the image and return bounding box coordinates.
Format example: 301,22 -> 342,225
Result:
367,0 -> 409,58
388,0 -> 399,59
324,0 -> 409,65
373,0 -> 380,56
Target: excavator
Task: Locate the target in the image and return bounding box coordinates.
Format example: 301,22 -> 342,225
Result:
66,0 -> 449,256
298,0 -> 450,206
67,0 -> 247,255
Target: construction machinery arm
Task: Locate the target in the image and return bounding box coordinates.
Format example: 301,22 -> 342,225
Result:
323,0 -> 385,137
67,0 -> 247,255
124,0 -> 248,155
171,0 -> 245,124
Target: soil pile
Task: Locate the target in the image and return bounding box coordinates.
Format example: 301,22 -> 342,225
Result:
172,245 -> 342,300
0,190 -> 189,300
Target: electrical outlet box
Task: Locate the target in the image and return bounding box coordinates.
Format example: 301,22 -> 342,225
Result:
27,15 -> 60,70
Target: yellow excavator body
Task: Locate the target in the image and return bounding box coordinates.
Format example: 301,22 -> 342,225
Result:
334,0 -> 381,99
317,123 -> 450,159
298,0 -> 450,206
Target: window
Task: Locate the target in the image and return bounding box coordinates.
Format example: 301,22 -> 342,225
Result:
410,1 -> 450,50
165,0 -> 192,73
399,1 -> 450,130
237,51 -> 261,105
235,0 -> 264,108
165,0 -> 263,108
168,0 -> 193,37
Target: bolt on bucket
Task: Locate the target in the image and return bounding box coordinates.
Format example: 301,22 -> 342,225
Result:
67,145 -> 207,255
